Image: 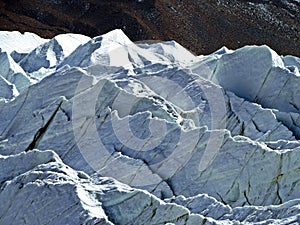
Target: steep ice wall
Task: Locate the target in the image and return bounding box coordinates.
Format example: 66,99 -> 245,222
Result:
1,30 -> 300,224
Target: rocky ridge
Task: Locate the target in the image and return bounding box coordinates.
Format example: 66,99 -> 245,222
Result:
0,0 -> 299,56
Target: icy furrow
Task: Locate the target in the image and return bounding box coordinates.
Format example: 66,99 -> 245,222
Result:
0,30 -> 300,224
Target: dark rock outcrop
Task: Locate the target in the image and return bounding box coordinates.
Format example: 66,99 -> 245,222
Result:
0,0 -> 299,56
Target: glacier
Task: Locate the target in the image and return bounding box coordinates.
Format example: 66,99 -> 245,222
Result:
0,29 -> 300,224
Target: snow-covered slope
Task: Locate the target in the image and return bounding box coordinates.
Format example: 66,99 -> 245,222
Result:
1,30 -> 300,224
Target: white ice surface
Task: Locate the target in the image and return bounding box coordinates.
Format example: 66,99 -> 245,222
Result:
0,30 -> 300,224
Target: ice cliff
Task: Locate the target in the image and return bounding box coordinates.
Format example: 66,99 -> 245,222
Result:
1,30 -> 300,224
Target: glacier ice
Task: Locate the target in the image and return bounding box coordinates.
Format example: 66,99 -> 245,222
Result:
19,33 -> 90,74
0,31 -> 47,54
0,30 -> 300,224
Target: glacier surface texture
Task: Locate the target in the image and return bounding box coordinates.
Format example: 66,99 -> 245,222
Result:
0,30 -> 300,224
